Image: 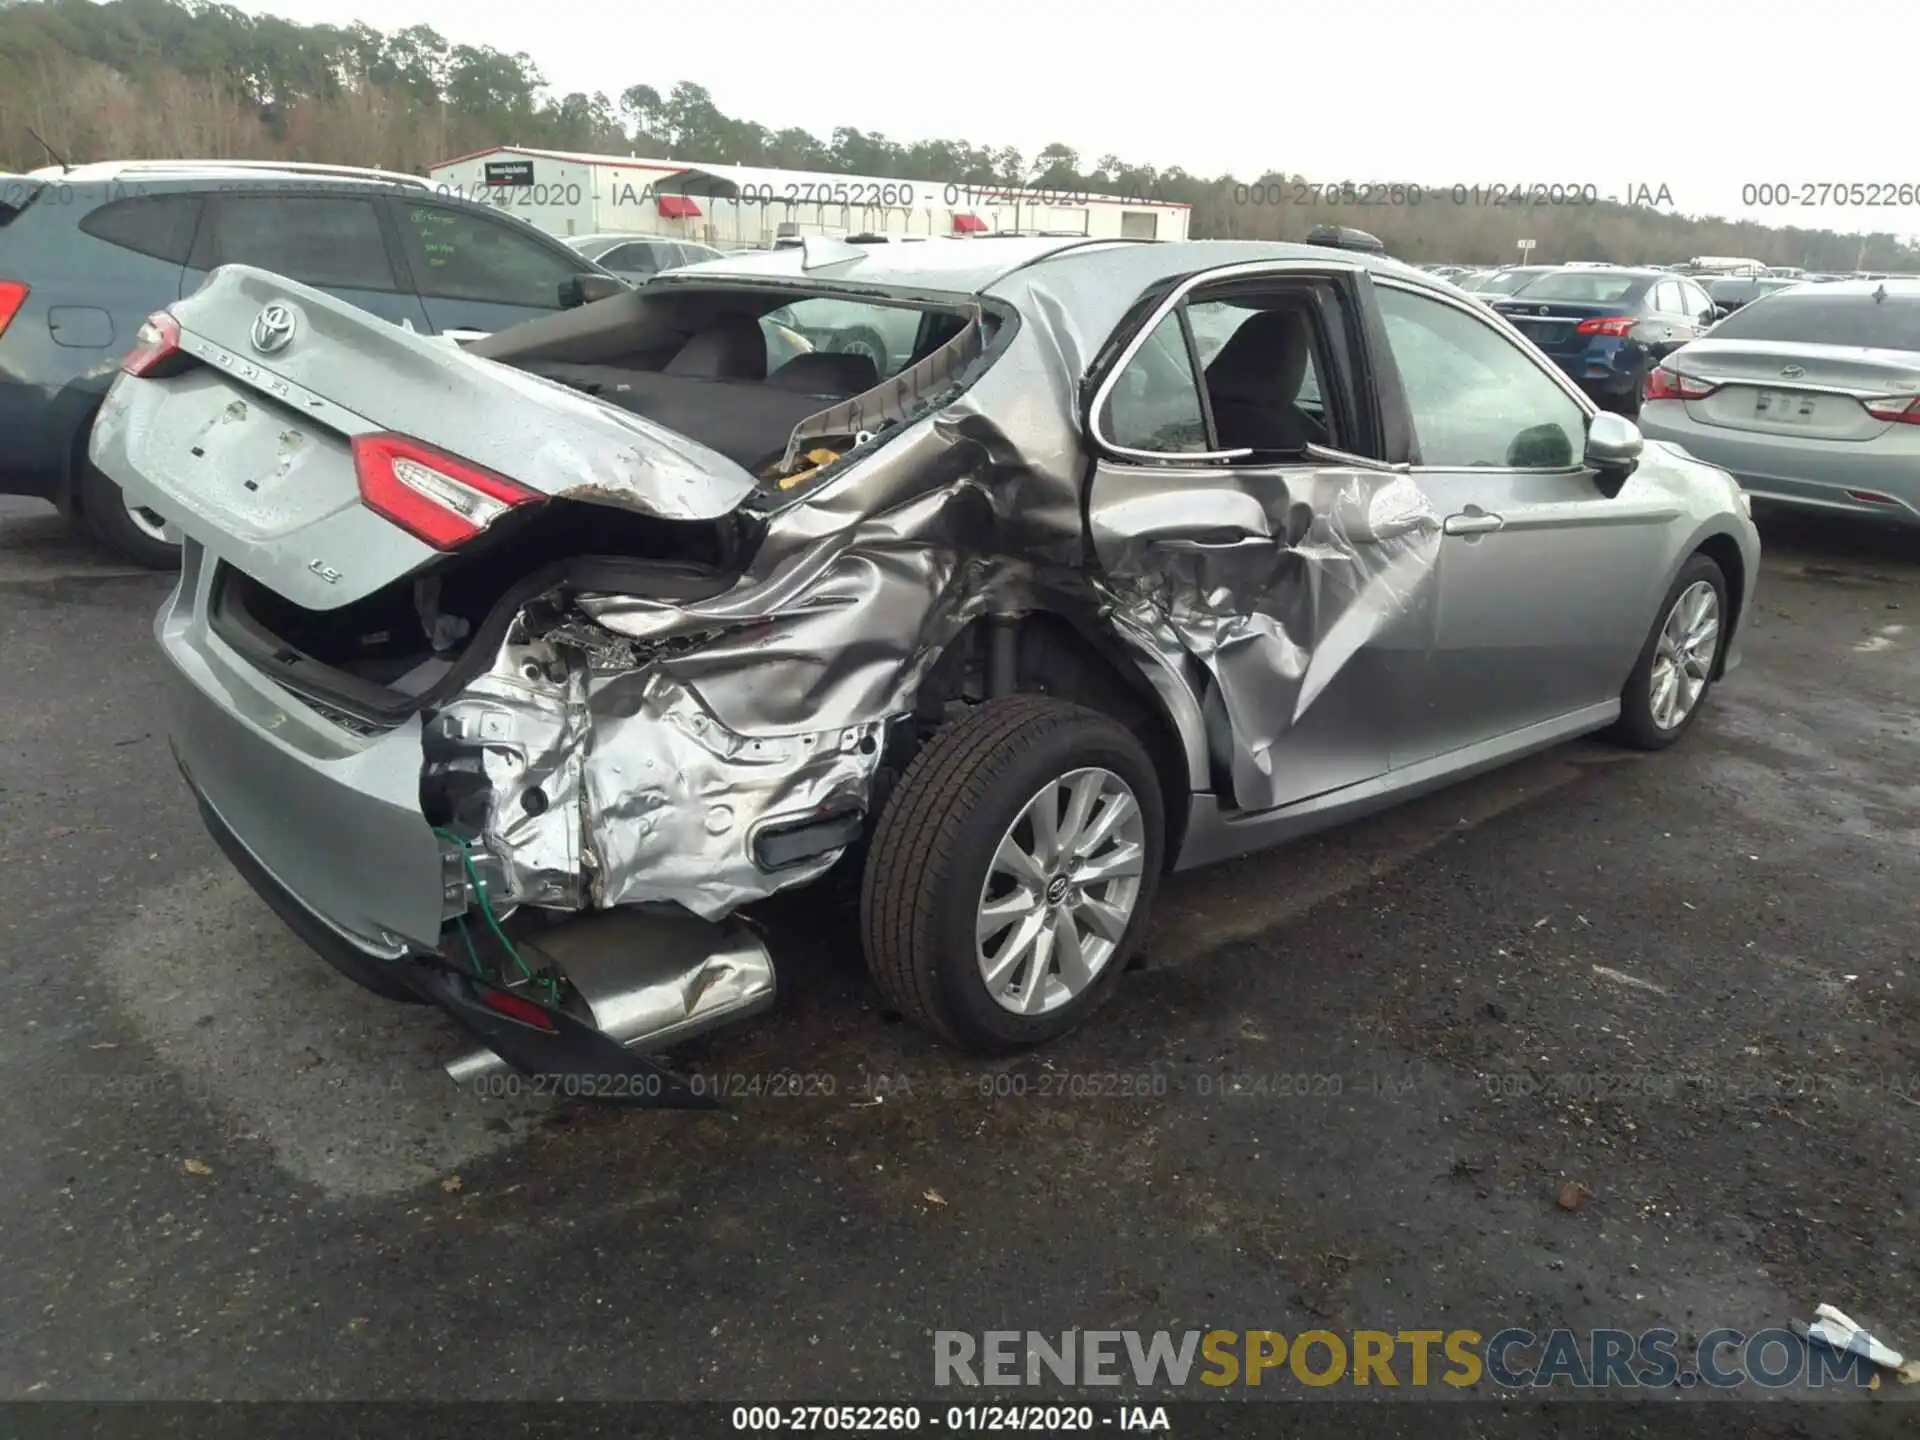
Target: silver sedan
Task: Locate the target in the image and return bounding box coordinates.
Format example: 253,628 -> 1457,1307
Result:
87,239 -> 1758,1094
1640,279 -> 1920,526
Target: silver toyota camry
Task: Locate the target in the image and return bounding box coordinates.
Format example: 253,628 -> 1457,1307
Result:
89,236 -> 1761,1101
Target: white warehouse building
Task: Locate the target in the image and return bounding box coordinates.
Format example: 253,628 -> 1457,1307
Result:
428,145 -> 1191,248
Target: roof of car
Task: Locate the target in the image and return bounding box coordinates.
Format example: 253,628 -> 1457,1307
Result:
29,159 -> 431,190
1763,277 -> 1920,297
656,236 -> 1453,302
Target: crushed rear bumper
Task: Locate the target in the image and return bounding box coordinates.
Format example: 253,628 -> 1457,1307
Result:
178,744 -> 774,1107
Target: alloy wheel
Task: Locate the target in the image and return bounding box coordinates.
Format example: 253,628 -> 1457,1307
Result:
1649,579 -> 1721,730
974,767 -> 1146,1016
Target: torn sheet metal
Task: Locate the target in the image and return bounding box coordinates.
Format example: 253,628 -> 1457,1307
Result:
582,670 -> 882,917
425,613 -> 885,919
1090,465 -> 1441,811
425,624 -> 591,909
429,252 -> 1440,910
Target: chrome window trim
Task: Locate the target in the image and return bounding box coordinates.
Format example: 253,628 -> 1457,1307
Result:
1087,258 -> 1365,463
1371,275 -> 1602,476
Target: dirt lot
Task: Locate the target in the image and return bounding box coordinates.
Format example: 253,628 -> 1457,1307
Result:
0,494 -> 1915,1430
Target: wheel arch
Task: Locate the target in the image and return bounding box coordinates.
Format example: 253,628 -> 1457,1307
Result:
1689,530 -> 1746,680
900,608 -> 1201,866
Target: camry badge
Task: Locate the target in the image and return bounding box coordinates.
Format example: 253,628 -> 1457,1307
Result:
251,303 -> 297,355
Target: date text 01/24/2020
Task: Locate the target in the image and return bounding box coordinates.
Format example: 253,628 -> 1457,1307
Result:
1225,181 -> 1675,208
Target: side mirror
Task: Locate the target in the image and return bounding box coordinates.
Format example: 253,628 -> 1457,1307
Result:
1585,411 -> 1643,496
559,272 -> 627,308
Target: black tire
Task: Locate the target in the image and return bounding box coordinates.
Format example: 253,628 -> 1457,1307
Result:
1611,552 -> 1728,751
76,460 -> 180,569
860,695 -> 1165,1052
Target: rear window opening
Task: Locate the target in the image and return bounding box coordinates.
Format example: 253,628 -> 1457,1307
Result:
478,284 -> 1001,483
210,497 -> 748,725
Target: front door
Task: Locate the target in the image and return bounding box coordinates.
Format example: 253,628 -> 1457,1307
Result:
1371,282 -> 1675,763
1085,268 -> 1440,813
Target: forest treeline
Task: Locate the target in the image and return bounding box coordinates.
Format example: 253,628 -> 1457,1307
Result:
3,0 -> 1915,269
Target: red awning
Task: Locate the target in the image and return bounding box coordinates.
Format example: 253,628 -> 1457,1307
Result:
951,213 -> 988,234
655,194 -> 702,219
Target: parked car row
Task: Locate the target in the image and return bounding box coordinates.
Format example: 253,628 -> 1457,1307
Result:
1416,259 -> 1920,524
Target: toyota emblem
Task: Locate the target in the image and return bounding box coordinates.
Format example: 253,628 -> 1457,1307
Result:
1537,305 -> 1550,315
251,303 -> 297,355
1780,364 -> 1805,378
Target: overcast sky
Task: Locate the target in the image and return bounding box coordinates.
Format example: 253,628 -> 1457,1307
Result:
240,0 -> 1917,241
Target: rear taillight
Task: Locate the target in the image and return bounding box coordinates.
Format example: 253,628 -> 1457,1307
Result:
352,432 -> 540,550
0,280 -> 28,339
1863,395 -> 1920,425
121,311 -> 183,377
1644,366 -> 1717,402
1575,315 -> 1637,337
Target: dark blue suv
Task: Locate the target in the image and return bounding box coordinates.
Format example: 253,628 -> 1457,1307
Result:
0,160 -> 623,565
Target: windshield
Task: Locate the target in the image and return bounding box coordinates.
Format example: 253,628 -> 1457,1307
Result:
1511,271 -> 1647,303
1706,291 -> 1920,349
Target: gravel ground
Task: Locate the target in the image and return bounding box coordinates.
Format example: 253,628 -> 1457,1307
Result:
1,493 -> 1915,1433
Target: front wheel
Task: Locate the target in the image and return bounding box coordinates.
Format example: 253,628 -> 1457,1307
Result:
1612,553 -> 1727,750
860,696 -> 1165,1052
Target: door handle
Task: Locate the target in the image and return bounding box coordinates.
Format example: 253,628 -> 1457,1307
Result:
1149,534 -> 1271,553
1443,511 -> 1505,535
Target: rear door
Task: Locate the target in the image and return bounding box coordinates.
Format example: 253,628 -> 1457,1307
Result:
386,196 -> 595,337
1084,261 -> 1440,814
1373,280 -> 1675,760
183,191 -> 430,331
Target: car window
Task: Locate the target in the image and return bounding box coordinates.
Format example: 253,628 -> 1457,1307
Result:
1481,269 -> 1542,295
395,202 -> 583,308
760,297 -> 925,378
1682,281 -> 1714,317
1375,286 -> 1585,469
604,242 -> 661,276
1186,299 -> 1324,405
79,194 -> 204,265
1099,311 -> 1209,453
1652,281 -> 1682,314
1515,272 -> 1646,304
206,196 -> 396,291
1705,290 -> 1920,349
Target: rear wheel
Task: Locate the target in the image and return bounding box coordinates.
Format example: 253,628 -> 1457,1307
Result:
1612,553 -> 1727,750
77,460 -> 180,569
860,696 -> 1164,1052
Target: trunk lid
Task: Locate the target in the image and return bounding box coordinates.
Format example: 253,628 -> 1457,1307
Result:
1664,339 -> 1920,442
89,265 -> 758,608
1494,299 -> 1631,357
